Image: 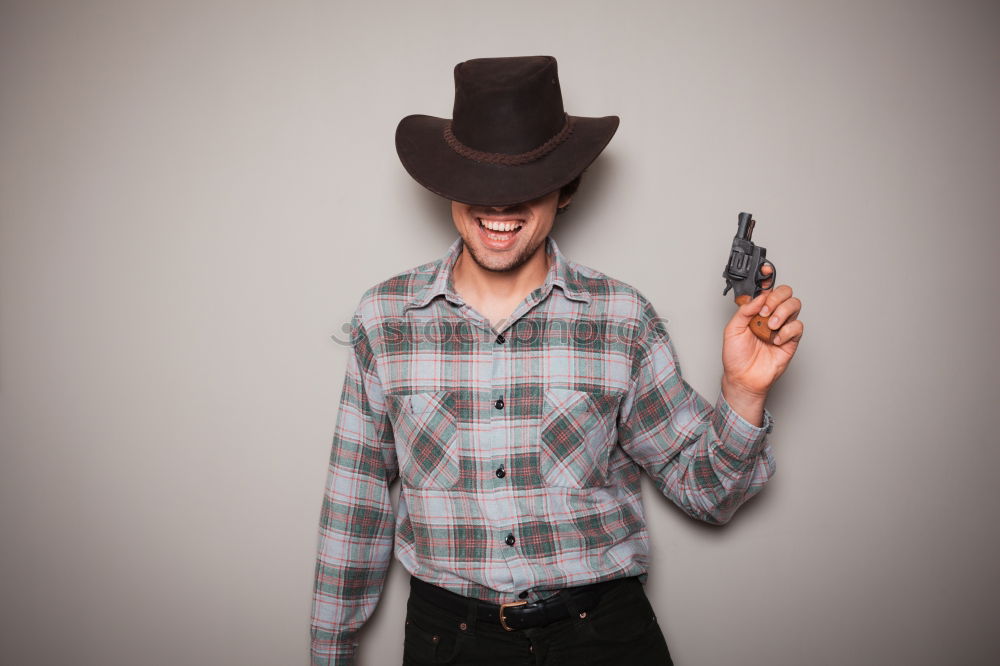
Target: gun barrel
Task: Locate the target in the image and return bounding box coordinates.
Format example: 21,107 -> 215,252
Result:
736,212 -> 755,241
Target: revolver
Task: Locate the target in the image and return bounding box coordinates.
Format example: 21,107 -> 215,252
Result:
723,212 -> 777,343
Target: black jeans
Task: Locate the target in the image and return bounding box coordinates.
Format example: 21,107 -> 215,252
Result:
402,577 -> 673,665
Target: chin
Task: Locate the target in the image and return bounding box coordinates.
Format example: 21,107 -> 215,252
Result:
467,242 -> 531,273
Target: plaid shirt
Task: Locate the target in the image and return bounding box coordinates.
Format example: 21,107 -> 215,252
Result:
311,236 -> 775,665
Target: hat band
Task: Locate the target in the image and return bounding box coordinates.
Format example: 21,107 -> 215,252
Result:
443,115 -> 575,166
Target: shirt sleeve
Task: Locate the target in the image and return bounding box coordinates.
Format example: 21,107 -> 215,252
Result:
311,312 -> 398,666
617,296 -> 776,525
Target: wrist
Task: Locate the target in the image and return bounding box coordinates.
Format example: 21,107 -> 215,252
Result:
721,376 -> 767,427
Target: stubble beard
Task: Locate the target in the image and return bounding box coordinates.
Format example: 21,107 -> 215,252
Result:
463,232 -> 546,273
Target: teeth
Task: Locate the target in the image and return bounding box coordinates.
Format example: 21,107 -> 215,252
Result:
479,218 -> 523,232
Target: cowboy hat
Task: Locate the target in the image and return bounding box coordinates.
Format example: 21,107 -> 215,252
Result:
395,55 -> 619,207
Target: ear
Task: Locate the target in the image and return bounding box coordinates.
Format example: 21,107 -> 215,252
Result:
557,193 -> 573,210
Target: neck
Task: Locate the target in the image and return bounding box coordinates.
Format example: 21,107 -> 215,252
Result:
452,238 -> 551,306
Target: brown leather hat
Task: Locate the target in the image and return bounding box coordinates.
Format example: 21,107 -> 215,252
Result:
395,56 -> 619,207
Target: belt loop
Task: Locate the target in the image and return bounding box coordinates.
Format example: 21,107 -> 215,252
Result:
559,589 -> 588,629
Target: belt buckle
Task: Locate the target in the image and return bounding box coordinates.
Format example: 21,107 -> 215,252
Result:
498,600 -> 528,631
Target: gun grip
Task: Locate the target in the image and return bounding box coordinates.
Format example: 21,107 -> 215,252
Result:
734,294 -> 777,344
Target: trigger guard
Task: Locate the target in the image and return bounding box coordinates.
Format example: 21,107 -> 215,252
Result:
757,260 -> 776,290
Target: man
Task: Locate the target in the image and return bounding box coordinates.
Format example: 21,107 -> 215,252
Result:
311,56 -> 803,665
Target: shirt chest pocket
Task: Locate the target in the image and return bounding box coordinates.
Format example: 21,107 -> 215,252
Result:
539,388 -> 623,489
389,390 -> 461,490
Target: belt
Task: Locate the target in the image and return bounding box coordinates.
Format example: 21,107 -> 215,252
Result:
409,575 -> 630,631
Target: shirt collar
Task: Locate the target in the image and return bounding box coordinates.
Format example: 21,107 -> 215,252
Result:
404,236 -> 592,311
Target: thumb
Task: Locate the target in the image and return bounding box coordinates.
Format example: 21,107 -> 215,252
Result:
730,291 -> 768,330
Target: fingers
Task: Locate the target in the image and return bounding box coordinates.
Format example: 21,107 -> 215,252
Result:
766,297 -> 801,336
758,285 -> 798,322
763,283 -> 802,345
758,263 -> 776,290
738,283 -> 804,346
731,283 -> 804,346
774,318 -> 804,346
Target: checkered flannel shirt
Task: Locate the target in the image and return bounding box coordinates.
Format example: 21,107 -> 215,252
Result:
311,236 -> 775,665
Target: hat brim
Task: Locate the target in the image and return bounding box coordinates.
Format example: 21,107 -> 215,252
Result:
395,114 -> 619,207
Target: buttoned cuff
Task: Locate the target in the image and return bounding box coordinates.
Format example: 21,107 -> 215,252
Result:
712,393 -> 773,460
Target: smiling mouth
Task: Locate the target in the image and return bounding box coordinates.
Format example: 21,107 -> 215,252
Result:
477,217 -> 524,241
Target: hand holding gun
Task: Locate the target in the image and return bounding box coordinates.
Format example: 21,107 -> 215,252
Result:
719,211 -> 803,423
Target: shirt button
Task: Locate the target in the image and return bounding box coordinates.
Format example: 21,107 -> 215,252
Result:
505,533 -> 516,546
495,465 -> 506,478
494,397 -> 504,409
496,333 -> 505,344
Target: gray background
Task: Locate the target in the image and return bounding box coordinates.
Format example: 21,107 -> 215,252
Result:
1,1 -> 998,665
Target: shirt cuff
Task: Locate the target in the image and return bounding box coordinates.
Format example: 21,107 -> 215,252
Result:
712,393 -> 773,460
310,640 -> 357,666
